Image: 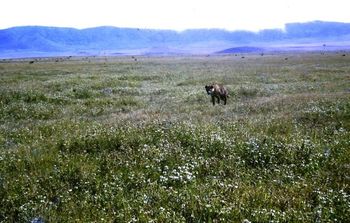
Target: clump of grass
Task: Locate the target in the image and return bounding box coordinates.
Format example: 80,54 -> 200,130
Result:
237,86 -> 260,99
295,100 -> 350,129
70,87 -> 94,99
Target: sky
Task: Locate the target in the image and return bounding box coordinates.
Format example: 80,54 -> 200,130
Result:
2,0 -> 350,31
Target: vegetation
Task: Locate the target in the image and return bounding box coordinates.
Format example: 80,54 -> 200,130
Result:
0,53 -> 349,222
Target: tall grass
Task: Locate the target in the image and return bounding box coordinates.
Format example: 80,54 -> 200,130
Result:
0,53 -> 349,222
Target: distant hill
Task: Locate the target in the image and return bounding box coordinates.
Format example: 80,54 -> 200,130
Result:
216,46 -> 264,54
1,21 -> 350,58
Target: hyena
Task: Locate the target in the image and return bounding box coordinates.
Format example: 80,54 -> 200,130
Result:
205,84 -> 229,105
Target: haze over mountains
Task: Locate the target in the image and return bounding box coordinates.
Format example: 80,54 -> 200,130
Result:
1,21 -> 350,58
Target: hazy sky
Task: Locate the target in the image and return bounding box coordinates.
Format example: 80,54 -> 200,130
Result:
2,0 -> 350,31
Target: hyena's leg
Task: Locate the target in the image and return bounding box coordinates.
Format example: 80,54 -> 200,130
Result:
212,96 -> 216,105
223,96 -> 227,105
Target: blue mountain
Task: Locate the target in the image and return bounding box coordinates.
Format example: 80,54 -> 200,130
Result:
1,21 -> 350,58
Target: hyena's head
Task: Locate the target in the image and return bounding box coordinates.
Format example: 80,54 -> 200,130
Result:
205,85 -> 214,95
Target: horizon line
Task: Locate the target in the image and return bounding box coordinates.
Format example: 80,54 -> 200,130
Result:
1,20 -> 348,32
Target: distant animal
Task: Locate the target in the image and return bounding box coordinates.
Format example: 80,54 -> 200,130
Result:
205,84 -> 229,105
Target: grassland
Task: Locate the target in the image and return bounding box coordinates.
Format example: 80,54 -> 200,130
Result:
0,53 -> 349,222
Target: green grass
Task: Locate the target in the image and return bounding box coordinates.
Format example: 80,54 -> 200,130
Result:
0,53 -> 349,222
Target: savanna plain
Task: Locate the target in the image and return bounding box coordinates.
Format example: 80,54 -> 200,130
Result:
0,53 -> 349,222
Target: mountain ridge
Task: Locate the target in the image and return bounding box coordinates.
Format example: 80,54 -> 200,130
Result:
1,21 -> 350,58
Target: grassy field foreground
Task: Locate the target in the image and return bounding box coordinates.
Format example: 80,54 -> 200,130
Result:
0,53 -> 349,222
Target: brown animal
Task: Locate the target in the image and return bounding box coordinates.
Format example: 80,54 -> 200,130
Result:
205,84 -> 229,105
